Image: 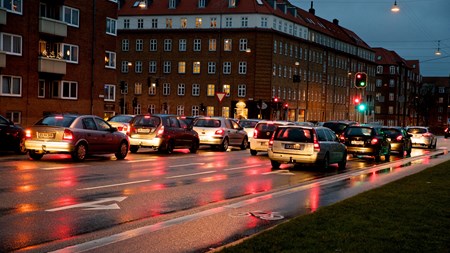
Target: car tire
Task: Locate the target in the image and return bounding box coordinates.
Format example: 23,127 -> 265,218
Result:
374,151 -> 381,162
338,152 -> 347,170
321,153 -> 330,170
220,138 -> 229,152
28,150 -> 44,160
115,141 -> 128,160
271,160 -> 280,170
240,137 -> 248,150
165,140 -> 175,154
15,137 -> 27,155
189,140 -> 199,154
72,143 -> 87,162
130,145 -> 139,153
250,149 -> 257,156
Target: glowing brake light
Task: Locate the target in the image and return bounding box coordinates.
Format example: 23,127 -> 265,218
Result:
268,133 -> 275,148
25,129 -> 32,138
215,129 -> 224,135
313,132 -> 320,152
422,133 -> 431,137
396,135 -> 403,141
253,129 -> 258,138
370,138 -> 378,145
156,126 -> 165,137
63,129 -> 73,140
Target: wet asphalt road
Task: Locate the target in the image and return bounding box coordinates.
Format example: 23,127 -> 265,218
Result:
0,137 -> 449,252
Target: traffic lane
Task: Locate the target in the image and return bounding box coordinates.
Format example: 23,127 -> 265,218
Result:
47,148 -> 450,253
0,147 -> 438,252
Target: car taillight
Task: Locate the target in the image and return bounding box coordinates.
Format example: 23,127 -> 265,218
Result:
370,138 -> 378,145
268,134 -> 275,148
25,129 -> 32,138
396,135 -> 403,141
339,135 -> 345,142
422,133 -> 431,137
313,133 -> 320,152
215,129 -> 224,135
253,129 -> 258,138
63,129 -> 73,140
156,126 -> 165,137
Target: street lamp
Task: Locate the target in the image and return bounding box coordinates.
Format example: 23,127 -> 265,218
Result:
294,61 -> 301,121
391,0 -> 400,12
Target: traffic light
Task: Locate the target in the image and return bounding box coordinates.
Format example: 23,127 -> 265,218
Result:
357,103 -> 366,112
354,72 -> 367,88
353,97 -> 361,104
119,81 -> 125,91
273,97 -> 279,102
283,103 -> 289,110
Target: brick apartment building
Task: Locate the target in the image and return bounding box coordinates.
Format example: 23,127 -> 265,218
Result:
0,0 -> 118,126
373,48 -> 421,127
420,76 -> 450,133
117,0 -> 376,122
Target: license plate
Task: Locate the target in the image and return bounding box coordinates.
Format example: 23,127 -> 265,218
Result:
137,128 -> 150,133
285,144 -> 304,150
351,140 -> 364,145
37,132 -> 55,139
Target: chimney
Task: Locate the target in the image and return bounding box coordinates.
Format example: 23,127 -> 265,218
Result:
333,19 -> 339,25
309,1 -> 315,15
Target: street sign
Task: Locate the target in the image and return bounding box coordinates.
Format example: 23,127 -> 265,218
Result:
216,92 -> 226,102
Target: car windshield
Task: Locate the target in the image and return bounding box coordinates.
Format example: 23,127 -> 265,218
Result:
346,127 -> 373,136
407,128 -> 427,134
109,115 -> 133,123
256,123 -> 280,132
382,128 -> 401,137
35,115 -> 76,127
134,116 -> 160,127
274,128 -> 313,142
240,120 -> 258,128
194,119 -> 221,127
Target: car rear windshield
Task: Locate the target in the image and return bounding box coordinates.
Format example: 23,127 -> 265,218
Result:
35,115 -> 76,127
194,119 -> 221,127
382,128 -> 401,137
407,128 -> 426,134
134,116 -> 161,127
345,127 -> 374,136
256,123 -> 280,132
274,128 -> 313,142
110,115 -> 134,123
323,122 -> 348,134
240,120 -> 258,128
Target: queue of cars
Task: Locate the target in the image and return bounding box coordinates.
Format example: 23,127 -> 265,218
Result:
2,113 -> 440,167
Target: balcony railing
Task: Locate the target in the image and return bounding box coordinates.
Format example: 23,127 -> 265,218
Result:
0,8 -> 6,25
39,17 -> 67,37
38,57 -> 66,75
0,51 -> 5,68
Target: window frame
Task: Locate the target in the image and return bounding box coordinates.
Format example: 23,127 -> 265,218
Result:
1,75 -> 22,97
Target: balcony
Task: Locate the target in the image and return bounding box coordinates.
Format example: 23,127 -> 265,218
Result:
38,57 -> 66,75
39,17 -> 67,37
0,51 -> 5,68
0,8 -> 6,25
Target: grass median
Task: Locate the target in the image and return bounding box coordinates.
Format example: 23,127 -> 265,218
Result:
219,160 -> 450,253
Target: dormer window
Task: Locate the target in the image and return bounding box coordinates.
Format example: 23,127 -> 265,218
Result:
228,0 -> 237,8
198,0 -> 206,8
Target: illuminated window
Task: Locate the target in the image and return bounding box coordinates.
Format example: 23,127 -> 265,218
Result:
207,84 -> 215,96
178,62 -> 186,73
195,18 -> 202,28
210,17 -> 217,28
224,39 -> 232,51
166,18 -> 172,28
193,62 -> 201,74
181,18 -> 187,28
209,39 -> 216,51
223,84 -> 230,97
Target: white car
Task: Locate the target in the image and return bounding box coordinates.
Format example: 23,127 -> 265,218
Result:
249,120 -> 293,155
238,119 -> 260,147
192,117 -> 248,151
406,126 -> 437,148
268,126 -> 347,170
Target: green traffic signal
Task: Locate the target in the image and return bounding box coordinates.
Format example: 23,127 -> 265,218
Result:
357,103 -> 366,112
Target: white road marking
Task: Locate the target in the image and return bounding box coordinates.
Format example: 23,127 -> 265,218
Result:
126,158 -> 156,163
41,165 -> 88,170
169,163 -> 205,168
165,170 -> 216,179
46,197 -> 128,212
224,164 -> 263,171
78,180 -> 151,191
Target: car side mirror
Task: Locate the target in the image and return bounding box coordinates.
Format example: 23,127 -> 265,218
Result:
110,127 -> 118,132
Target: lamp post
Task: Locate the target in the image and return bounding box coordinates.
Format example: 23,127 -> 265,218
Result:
294,61 -> 301,121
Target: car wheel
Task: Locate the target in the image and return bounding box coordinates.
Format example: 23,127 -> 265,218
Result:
28,150 -> 44,160
374,149 -> 381,162
250,149 -> 257,156
189,140 -> 199,154
165,140 -> 175,154
115,141 -> 128,160
338,152 -> 347,170
240,137 -> 248,150
271,160 -> 280,170
385,146 -> 391,161
398,146 -> 405,157
220,138 -> 229,152
130,145 -> 139,153
72,143 -> 87,162
321,153 -> 330,169
15,137 -> 27,155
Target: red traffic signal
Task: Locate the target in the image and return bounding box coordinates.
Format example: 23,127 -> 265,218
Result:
273,97 -> 279,102
283,103 -> 289,108
353,98 -> 361,104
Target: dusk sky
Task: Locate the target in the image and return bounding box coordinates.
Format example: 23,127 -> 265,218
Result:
290,0 -> 450,77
